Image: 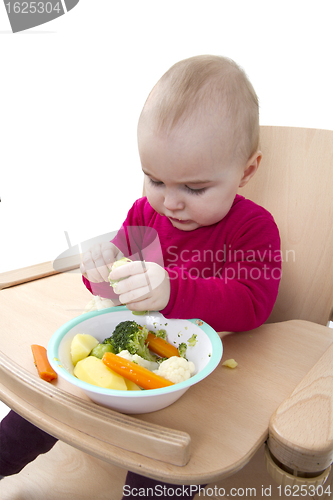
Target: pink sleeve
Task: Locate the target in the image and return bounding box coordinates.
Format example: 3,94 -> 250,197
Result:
160,219 -> 281,332
81,275 -> 118,299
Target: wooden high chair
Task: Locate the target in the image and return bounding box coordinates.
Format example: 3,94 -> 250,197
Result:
1,126 -> 333,499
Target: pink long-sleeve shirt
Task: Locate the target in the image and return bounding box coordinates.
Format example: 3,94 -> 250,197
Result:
83,195 -> 281,332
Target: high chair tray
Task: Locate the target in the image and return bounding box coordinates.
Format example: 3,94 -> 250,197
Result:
0,267 -> 332,484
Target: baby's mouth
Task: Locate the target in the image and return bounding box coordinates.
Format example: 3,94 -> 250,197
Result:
168,216 -> 192,224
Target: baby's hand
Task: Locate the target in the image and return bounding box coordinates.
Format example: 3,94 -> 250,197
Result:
109,261 -> 170,312
80,242 -> 122,283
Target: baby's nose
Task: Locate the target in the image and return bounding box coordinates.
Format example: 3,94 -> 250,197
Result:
163,190 -> 185,211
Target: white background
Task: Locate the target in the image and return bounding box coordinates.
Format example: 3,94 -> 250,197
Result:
1,0 -> 333,273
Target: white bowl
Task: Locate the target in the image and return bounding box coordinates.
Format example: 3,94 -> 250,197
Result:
48,306 -> 223,414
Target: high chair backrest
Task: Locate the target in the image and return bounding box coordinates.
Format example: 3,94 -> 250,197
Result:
239,126 -> 333,325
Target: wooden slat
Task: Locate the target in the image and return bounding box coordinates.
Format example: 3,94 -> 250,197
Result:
0,261 -> 58,290
0,256 -> 80,290
240,127 -> 333,326
268,343 -> 333,473
0,350 -> 191,467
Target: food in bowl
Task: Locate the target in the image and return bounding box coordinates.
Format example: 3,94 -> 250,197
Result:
48,307 -> 223,414
70,320 -> 196,391
70,333 -> 99,365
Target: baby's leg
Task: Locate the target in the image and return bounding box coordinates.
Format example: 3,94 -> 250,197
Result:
0,410 -> 57,476
123,471 -> 206,499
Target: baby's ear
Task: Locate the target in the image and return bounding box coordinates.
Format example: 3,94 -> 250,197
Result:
239,151 -> 262,187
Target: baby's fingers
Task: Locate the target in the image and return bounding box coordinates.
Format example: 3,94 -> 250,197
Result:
90,244 -> 112,282
118,285 -> 151,306
80,252 -> 101,283
100,242 -> 118,270
109,261 -> 146,282
81,245 -> 109,283
113,271 -> 150,297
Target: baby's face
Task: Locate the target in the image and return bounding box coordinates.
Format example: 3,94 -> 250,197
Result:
138,113 -> 256,232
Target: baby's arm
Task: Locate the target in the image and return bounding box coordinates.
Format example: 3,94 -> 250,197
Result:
162,218 -> 281,332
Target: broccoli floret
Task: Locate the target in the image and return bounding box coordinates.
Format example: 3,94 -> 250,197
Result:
187,334 -> 198,347
103,321 -> 157,362
90,343 -> 114,359
155,328 -> 167,340
178,342 -> 187,358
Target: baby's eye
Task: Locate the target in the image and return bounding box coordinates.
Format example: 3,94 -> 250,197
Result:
148,177 -> 164,187
185,186 -> 207,195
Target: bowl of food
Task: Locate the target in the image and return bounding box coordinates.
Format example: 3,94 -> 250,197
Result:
47,306 -> 223,414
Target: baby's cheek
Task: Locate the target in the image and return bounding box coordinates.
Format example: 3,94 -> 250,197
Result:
144,188 -> 156,206
190,201 -> 209,222
147,191 -> 163,214
194,205 -> 225,226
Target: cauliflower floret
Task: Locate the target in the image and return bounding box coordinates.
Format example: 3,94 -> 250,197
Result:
83,295 -> 115,313
117,350 -> 159,371
108,258 -> 132,288
154,356 -> 195,384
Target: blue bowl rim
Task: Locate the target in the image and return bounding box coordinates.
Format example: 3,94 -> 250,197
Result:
48,306 -> 223,398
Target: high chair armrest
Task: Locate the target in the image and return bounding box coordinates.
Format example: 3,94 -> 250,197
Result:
0,350 -> 191,467
0,258 -> 80,290
268,342 -> 333,473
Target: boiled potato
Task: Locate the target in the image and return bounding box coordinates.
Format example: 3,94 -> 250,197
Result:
70,333 -> 99,366
74,356 -> 127,390
124,379 -> 142,391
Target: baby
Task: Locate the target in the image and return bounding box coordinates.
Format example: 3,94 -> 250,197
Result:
81,54 -> 281,333
1,56 -> 281,499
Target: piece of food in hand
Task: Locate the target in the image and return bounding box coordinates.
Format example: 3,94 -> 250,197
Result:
102,352 -> 174,390
154,356 -> 195,384
70,333 -> 99,366
145,332 -> 180,358
108,257 -> 132,288
74,356 -> 128,390
31,344 -> 58,382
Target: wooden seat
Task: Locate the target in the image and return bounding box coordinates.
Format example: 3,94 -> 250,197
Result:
1,126 -> 333,498
242,126 -> 333,326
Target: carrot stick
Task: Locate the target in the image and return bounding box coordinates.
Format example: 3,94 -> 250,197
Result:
145,332 -> 180,358
102,352 -> 174,390
31,345 -> 58,382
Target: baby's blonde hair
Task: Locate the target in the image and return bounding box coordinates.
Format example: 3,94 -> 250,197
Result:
141,55 -> 259,162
